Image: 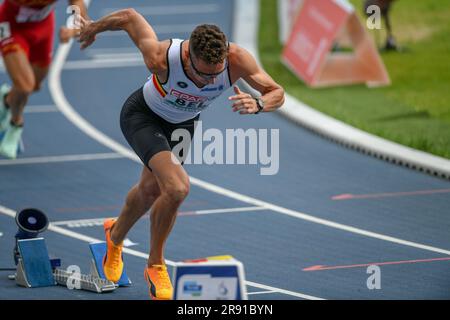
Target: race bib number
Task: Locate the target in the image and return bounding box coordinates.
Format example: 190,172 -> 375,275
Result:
0,22 -> 11,41
16,5 -> 54,23
165,89 -> 212,112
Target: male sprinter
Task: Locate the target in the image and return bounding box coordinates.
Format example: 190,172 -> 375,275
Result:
0,0 -> 88,158
79,9 -> 285,300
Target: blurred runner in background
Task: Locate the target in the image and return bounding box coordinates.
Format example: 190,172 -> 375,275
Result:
0,0 -> 89,159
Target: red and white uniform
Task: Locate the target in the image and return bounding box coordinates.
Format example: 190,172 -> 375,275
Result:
0,0 -> 57,67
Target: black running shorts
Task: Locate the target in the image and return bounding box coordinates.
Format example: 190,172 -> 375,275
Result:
120,87 -> 199,170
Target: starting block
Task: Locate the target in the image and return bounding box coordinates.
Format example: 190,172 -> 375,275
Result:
10,210 -> 119,293
89,242 -> 132,287
13,238 -> 118,293
15,238 -> 55,288
172,255 -> 247,300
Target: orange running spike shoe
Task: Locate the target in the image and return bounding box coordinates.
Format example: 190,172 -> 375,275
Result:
144,264 -> 173,300
102,219 -> 124,283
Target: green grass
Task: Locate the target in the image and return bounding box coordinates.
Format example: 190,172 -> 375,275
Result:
259,0 -> 450,159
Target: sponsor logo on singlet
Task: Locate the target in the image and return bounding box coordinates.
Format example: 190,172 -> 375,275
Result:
177,81 -> 188,89
165,89 -> 214,112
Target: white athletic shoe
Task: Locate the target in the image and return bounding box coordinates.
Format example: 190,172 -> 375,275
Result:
0,124 -> 23,159
0,83 -> 11,133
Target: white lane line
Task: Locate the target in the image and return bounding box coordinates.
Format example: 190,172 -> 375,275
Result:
51,206 -> 266,227
86,47 -> 139,56
247,290 -> 277,295
49,30 -> 450,257
85,50 -> 142,62
63,48 -> 144,70
0,204 -> 322,300
183,206 -> 266,216
100,24 -> 199,37
63,58 -> 144,70
52,218 -> 108,228
25,105 -> 59,114
0,153 -> 124,166
245,281 -> 323,300
101,4 -> 221,17
90,53 -> 141,60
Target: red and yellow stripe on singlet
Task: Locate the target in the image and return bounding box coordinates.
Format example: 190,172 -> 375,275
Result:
152,74 -> 167,97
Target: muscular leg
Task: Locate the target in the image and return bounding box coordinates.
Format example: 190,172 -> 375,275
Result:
3,51 -> 36,126
146,151 -> 190,266
110,151 -> 189,266
111,166 -> 161,244
31,64 -> 49,93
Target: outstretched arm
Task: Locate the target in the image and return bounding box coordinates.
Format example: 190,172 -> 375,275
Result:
79,8 -> 167,73
229,44 -> 285,114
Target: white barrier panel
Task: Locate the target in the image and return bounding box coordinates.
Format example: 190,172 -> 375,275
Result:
173,255 -> 248,300
282,0 -> 390,87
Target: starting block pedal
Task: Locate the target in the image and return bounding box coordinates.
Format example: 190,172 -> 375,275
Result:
173,255 -> 247,300
53,268 -> 117,293
89,242 -> 132,287
15,238 -> 56,288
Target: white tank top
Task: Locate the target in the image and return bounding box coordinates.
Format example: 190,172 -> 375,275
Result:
143,39 -> 232,124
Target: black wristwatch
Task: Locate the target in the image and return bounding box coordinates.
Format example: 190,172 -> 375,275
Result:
254,97 -> 265,114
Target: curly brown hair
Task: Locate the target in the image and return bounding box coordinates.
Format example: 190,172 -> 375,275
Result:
189,24 -> 229,65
